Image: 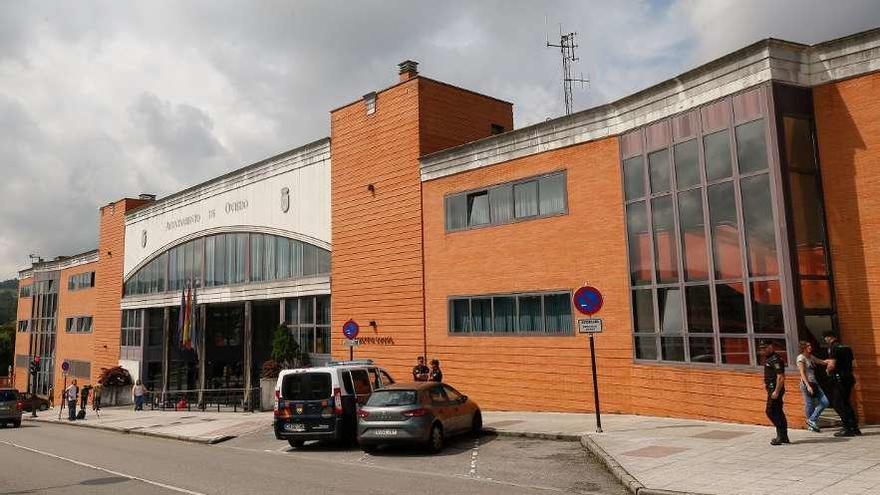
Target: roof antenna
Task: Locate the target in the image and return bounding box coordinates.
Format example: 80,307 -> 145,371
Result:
547,24 -> 589,115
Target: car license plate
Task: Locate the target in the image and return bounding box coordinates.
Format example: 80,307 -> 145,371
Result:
285,423 -> 306,432
374,429 -> 398,437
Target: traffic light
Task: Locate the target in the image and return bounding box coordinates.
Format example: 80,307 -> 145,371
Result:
29,356 -> 41,374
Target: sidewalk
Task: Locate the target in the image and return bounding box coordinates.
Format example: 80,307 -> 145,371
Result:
483,411 -> 880,495
24,406 -> 272,444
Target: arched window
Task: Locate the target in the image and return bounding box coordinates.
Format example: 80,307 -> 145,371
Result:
125,232 -> 330,296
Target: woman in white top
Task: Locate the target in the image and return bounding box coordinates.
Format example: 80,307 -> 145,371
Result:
797,341 -> 829,432
132,379 -> 147,411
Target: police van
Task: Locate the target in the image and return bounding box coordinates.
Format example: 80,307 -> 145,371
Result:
273,360 -> 395,448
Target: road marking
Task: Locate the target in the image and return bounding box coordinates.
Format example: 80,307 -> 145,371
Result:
0,440 -> 207,495
469,437 -> 480,476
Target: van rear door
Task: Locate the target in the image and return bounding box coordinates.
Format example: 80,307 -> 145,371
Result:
280,372 -> 334,433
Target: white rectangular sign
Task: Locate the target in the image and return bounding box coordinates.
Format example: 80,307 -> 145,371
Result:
578,318 -> 603,334
343,339 -> 361,347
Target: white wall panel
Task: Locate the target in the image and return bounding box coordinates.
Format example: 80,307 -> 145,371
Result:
123,139 -> 330,279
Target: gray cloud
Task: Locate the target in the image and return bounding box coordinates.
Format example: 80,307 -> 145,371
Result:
1,0 -> 879,278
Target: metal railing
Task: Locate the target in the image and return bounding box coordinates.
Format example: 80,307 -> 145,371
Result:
145,388 -> 261,413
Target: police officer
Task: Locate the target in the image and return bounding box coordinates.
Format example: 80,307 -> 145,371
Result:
412,356 -> 429,382
823,331 -> 862,437
761,340 -> 789,445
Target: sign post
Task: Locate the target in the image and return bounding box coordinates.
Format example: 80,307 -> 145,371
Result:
58,360 -> 70,420
574,286 -> 604,433
342,320 -> 360,361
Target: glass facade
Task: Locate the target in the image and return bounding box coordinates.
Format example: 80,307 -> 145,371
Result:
284,295 -> 331,355
448,291 -> 573,335
125,232 -> 330,296
29,277 -> 58,394
621,88 -> 789,366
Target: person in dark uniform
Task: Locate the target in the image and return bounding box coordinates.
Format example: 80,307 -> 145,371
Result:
761,340 -> 789,445
823,331 -> 862,437
429,359 -> 443,383
412,356 -> 429,382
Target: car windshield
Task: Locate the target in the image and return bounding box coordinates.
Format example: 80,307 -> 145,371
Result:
366,390 -> 418,407
0,390 -> 18,401
281,372 -> 331,401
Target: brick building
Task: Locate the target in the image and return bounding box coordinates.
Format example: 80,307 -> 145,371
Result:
14,28 -> 880,426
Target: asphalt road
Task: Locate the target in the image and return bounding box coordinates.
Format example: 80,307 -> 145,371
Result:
0,422 -> 626,495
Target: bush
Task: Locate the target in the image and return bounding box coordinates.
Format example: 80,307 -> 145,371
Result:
98,366 -> 133,387
261,359 -> 281,379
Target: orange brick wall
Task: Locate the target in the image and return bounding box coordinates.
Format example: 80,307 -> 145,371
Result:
13,277 -> 32,391
93,199 -> 150,386
330,76 -> 514,382
423,137 -> 790,425
814,71 -> 880,424
53,262 -> 98,403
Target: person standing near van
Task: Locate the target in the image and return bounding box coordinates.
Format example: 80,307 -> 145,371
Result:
796,341 -> 829,432
761,341 -> 789,445
430,359 -> 443,383
65,379 -> 79,421
824,331 -> 861,437
412,356 -> 429,382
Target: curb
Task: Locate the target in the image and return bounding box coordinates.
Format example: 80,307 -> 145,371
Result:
579,434 -> 710,495
23,417 -> 231,445
481,427 -> 580,442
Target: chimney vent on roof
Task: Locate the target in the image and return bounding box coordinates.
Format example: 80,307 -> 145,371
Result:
398,60 -> 419,82
139,193 -> 156,201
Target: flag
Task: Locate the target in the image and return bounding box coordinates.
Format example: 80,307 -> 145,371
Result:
177,287 -> 186,348
182,285 -> 192,349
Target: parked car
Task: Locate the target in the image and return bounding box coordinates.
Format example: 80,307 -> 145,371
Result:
357,382 -> 481,453
18,392 -> 50,412
273,360 -> 395,448
0,388 -> 23,428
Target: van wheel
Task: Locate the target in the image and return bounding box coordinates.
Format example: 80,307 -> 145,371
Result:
13,421 -> 21,428
471,411 -> 483,436
288,439 -> 305,449
362,444 -> 378,454
428,423 -> 444,453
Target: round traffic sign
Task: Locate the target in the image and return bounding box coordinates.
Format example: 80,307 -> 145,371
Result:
61,360 -> 69,372
573,286 -> 604,315
342,319 -> 360,340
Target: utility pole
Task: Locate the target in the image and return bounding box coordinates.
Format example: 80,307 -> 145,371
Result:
547,28 -> 589,115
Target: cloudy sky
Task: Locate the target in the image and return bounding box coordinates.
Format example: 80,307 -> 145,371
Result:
2,0 -> 879,279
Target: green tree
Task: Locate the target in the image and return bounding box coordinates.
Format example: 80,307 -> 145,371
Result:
0,323 -> 14,377
271,325 -> 299,368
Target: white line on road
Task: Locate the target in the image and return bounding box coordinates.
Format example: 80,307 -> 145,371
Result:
468,437 -> 480,476
0,440 -> 207,495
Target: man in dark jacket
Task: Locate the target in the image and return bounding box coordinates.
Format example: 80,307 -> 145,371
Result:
823,331 -> 861,437
761,341 -> 789,446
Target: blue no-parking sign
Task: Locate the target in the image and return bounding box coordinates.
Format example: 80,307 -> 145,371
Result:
573,286 -> 604,315
342,319 -> 360,340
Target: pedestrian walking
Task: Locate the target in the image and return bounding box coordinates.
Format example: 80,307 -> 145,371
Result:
92,383 -> 102,411
412,356 -> 429,382
65,379 -> 79,421
430,359 -> 443,383
796,341 -> 829,432
132,380 -> 146,411
823,331 -> 862,437
761,341 -> 789,445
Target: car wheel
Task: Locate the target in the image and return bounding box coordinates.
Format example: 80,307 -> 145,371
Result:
471,410 -> 483,436
287,439 -> 305,449
39,403 -> 48,411
428,423 -> 444,453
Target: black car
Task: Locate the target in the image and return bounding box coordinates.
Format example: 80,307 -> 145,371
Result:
18,392 -> 50,413
0,388 -> 23,427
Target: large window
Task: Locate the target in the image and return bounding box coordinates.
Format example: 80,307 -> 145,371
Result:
121,309 -> 143,347
284,295 -> 331,355
448,291 -> 572,335
445,171 -> 567,231
65,316 -> 93,334
621,88 -> 786,366
19,284 -> 31,298
125,233 -> 330,296
17,320 -> 29,333
67,271 -> 95,291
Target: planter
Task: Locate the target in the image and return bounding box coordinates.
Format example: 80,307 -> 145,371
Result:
260,378 -> 276,412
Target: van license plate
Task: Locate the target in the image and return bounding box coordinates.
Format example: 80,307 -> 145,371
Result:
374,429 -> 398,437
285,423 -> 306,432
